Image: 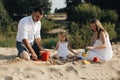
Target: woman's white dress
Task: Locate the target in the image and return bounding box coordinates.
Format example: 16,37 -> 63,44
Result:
86,37 -> 113,61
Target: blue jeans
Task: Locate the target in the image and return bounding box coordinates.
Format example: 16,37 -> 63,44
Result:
16,41 -> 40,59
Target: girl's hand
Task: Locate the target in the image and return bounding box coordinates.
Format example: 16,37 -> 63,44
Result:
52,46 -> 56,50
75,53 -> 79,56
86,46 -> 94,50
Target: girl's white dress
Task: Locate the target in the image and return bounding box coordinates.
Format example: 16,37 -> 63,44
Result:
86,36 -> 113,61
57,41 -> 68,59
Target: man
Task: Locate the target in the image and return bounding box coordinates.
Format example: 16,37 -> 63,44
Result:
16,6 -> 44,61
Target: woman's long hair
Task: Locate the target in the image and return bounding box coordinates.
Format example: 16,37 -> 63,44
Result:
90,18 -> 106,39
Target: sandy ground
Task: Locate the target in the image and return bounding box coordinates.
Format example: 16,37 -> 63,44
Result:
0,44 -> 120,80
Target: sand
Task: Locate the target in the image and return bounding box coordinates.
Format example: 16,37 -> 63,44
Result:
0,44 -> 120,80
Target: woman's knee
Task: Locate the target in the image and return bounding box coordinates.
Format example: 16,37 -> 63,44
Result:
20,51 -> 30,61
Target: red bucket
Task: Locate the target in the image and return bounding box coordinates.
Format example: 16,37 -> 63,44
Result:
41,51 -> 50,61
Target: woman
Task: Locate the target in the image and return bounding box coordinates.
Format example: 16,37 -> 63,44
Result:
86,18 -> 113,61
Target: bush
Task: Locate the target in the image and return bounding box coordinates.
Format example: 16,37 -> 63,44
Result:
69,3 -> 102,24
115,23 -> 120,38
68,3 -> 118,24
101,10 -> 118,23
41,18 -> 61,38
42,37 -> 58,49
41,18 -> 60,32
102,22 -> 117,39
6,21 -> 18,37
0,1 -> 12,34
68,22 -> 92,48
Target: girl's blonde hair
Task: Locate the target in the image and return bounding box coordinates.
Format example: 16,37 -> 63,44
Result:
58,30 -> 69,41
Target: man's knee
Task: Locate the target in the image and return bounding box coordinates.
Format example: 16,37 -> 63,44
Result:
20,51 -> 30,61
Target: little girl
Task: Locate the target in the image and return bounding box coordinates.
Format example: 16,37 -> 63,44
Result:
53,31 -> 76,60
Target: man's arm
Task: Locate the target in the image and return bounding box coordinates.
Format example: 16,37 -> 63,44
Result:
23,39 -> 37,60
34,38 -> 44,51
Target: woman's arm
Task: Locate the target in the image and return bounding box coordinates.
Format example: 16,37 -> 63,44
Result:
87,31 -> 107,50
94,31 -> 106,49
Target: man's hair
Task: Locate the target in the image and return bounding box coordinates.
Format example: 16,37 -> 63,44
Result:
32,6 -> 44,15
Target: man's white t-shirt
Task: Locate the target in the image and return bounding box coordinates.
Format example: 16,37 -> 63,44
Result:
16,15 -> 41,43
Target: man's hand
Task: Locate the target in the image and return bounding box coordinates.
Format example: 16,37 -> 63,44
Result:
23,39 -> 38,60
31,53 -> 38,60
40,49 -> 48,52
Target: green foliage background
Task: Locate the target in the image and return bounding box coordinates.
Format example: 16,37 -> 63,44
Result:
0,1 -> 119,49
68,4 -> 118,24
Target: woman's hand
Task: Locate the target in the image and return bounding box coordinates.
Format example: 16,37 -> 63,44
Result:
86,46 -> 94,50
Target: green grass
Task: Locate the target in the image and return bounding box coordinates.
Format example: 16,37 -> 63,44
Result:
0,35 -> 16,47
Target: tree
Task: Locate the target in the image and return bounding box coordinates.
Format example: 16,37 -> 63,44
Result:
54,7 -> 66,13
0,1 -> 12,33
67,4 -> 118,24
66,0 -> 84,20
54,8 -> 58,13
3,0 -> 52,20
86,0 -> 120,17
37,0 -> 52,14
87,0 -> 120,10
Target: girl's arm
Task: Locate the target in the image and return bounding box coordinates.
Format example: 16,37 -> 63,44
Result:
54,41 -> 59,50
68,43 -> 76,55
